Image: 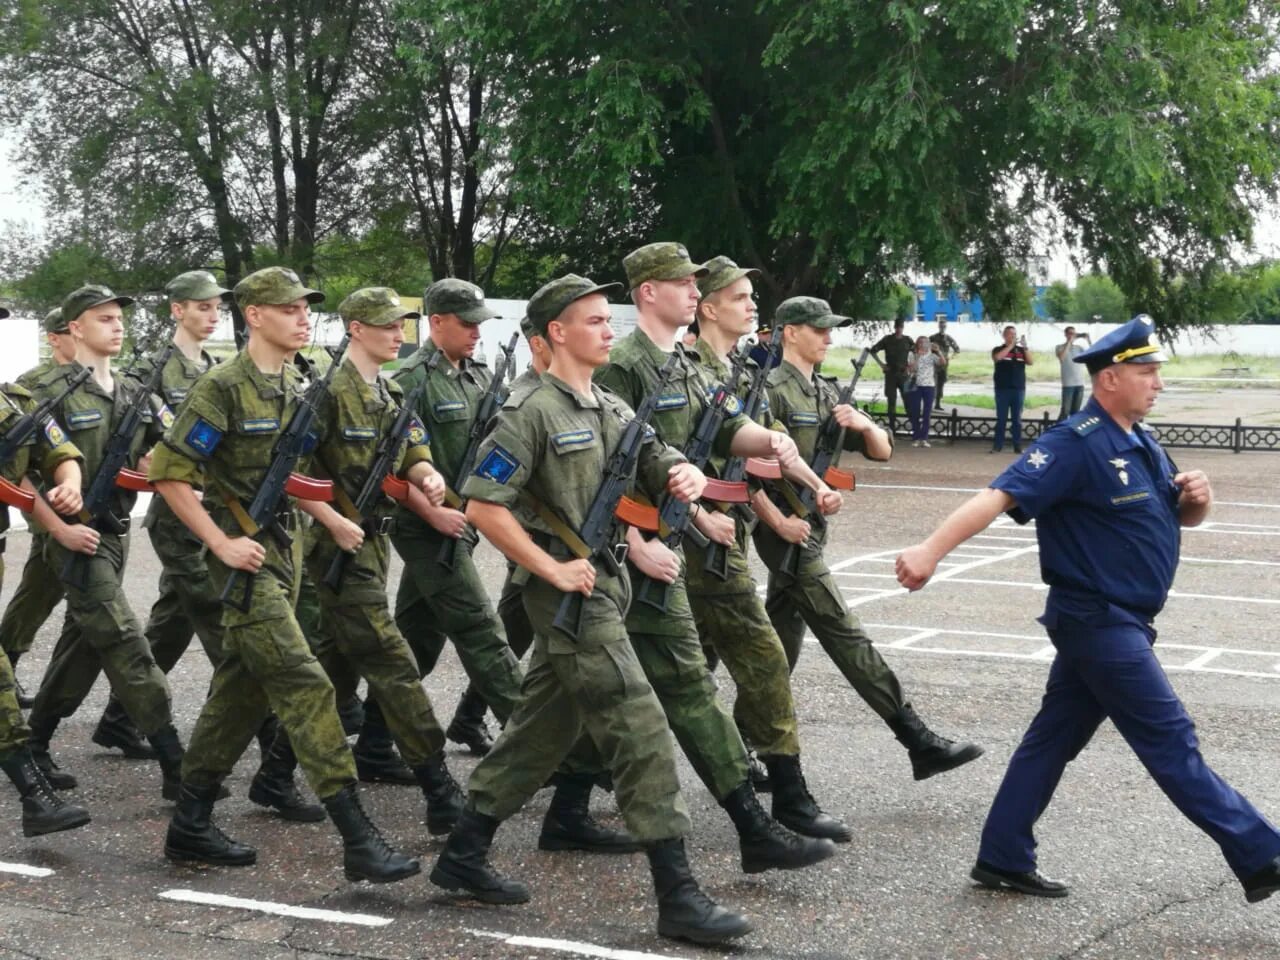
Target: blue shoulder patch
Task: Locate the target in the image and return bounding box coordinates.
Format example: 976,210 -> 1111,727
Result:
186,418 -> 223,456
476,445 -> 519,484
300,429 -> 320,454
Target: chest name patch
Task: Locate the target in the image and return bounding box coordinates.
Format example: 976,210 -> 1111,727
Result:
342,426 -> 378,441
655,393 -> 688,411
238,418 -> 279,433
186,419 -> 223,456
788,412 -> 819,426
167,388 -> 188,403
434,400 -> 467,414
477,445 -> 519,484
552,429 -> 594,450
66,409 -> 103,428
1111,491 -> 1151,506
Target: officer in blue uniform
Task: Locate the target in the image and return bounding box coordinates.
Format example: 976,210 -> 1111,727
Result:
894,315 -> 1280,903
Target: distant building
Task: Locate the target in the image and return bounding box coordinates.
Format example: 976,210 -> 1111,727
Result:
911,283 -> 1050,324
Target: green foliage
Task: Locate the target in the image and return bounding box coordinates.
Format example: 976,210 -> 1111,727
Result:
974,267 -> 1033,324
1069,274 -> 1129,325
1042,281 -> 1072,323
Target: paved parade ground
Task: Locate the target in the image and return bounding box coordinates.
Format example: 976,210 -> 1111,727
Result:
0,440 -> 1277,960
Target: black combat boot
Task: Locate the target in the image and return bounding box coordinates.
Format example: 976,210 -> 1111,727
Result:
1,747 -> 91,837
647,838 -> 753,944
249,727 -> 325,822
765,754 -> 853,843
412,751 -> 464,836
92,696 -> 157,760
165,781 -> 257,866
147,723 -> 185,801
538,774 -> 642,854
27,715 -> 76,790
9,653 -> 33,710
746,748 -> 771,793
430,808 -> 530,903
322,784 -> 420,883
353,698 -> 416,785
886,703 -> 984,781
720,780 -> 836,873
445,685 -> 494,756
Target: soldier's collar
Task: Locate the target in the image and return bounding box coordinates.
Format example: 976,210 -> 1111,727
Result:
236,347 -> 290,398
543,372 -> 601,409
776,358 -> 815,396
629,325 -> 682,369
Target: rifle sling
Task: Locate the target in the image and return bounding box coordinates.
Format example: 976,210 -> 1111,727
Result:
516,490 -> 592,560
219,489 -> 262,538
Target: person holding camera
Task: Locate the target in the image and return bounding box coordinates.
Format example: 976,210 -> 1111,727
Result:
990,325 -> 1033,453
1055,327 -> 1090,420
906,336 -> 946,447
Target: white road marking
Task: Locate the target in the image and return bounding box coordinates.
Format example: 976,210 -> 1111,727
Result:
467,928 -> 691,960
157,889 -> 392,927
840,544 -> 1041,608
0,861 -> 53,878
1181,555 -> 1280,567
833,572 -> 1275,605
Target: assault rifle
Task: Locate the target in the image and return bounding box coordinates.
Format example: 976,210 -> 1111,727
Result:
321,364 -> 435,592
633,353 -> 751,612
776,348 -> 869,576
61,343 -> 178,589
220,334 -> 350,611
437,332 -> 520,570
549,353 -> 679,642
0,365 -> 94,514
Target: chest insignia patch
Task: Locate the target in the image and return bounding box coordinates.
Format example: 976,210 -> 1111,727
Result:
66,409 -> 103,428
238,418 -> 280,433
167,388 -> 188,403
434,400 -> 466,414
788,412 -> 820,427
1026,449 -> 1050,470
1109,457 -> 1130,486
186,418 -> 223,456
552,429 -> 594,450
343,426 -> 378,441
655,393 -> 688,411
477,445 -> 519,484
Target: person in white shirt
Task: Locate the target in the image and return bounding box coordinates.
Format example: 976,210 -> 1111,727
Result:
906,336 -> 946,446
1055,327 -> 1090,420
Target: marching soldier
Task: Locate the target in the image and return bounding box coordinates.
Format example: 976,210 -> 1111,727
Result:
757,296 -> 983,780
150,267 -> 416,882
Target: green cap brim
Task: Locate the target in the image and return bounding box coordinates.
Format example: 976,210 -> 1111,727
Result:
455,304 -> 499,325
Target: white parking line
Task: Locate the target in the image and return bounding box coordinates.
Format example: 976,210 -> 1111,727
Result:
468,928 -> 691,960
0,861 -> 53,878
833,573 -> 1276,605
157,889 -> 392,927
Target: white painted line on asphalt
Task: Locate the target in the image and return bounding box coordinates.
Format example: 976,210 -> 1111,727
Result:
887,629 -> 939,648
0,861 -> 53,878
1216,500 -> 1280,510
840,544 -> 1041,608
1181,555 -> 1280,567
1191,521 -> 1280,536
467,928 -> 691,960
157,889 -> 392,927
836,576 -> 1272,605
1183,649 -> 1224,670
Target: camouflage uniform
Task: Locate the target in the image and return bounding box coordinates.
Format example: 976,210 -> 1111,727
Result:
389,280 -> 521,723
928,327 -> 960,409
149,270 -> 354,800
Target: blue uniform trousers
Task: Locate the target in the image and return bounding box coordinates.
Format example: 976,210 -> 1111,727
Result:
979,616 -> 1280,878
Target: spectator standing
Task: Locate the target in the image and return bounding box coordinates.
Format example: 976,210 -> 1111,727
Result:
990,325 -> 1033,453
928,319 -> 960,410
1055,327 -> 1090,420
871,318 -> 914,434
906,337 -> 946,447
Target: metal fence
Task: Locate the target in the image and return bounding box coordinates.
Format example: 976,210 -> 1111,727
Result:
867,409 -> 1280,453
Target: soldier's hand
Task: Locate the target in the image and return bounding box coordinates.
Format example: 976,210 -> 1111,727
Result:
46,481 -> 83,515
425,503 -> 469,539
816,486 -> 843,516
135,450 -> 154,475
629,535 -> 681,584
693,506 -> 736,546
769,431 -> 801,470
548,558 -> 595,597
329,516 -> 365,553
776,515 -> 811,544
419,469 -> 446,507
1174,469 -> 1212,507
895,544 -> 939,591
833,403 -> 874,432
54,523 -> 99,556
214,535 -> 266,573
667,463 -> 706,503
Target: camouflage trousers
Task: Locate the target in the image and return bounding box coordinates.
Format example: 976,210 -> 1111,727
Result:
0,559 -> 31,758
30,532 -> 174,736
305,528 -> 445,767
684,535 -> 801,758
754,527 -> 905,722
391,531 -> 522,724
180,529 -> 354,800
142,509 -> 229,673
0,531 -> 62,659
468,570 -> 690,842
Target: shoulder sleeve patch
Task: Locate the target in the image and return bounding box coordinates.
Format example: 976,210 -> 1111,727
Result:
406,416 -> 428,445
158,404 -> 175,430
43,418 -> 67,447
186,418 -> 223,456
476,445 -> 519,484
723,394 -> 743,416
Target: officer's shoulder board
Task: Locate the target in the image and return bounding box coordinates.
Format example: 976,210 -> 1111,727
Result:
1072,415 -> 1103,437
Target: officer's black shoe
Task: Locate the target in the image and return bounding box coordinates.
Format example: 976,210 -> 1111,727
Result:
92,697 -> 157,760
539,774 -> 642,854
764,754 -> 853,843
971,860 -> 1068,898
430,808 -> 530,904
720,780 -> 835,874
353,698 -> 417,786
165,781 -> 257,866
412,752 -> 465,836
747,749 -> 771,793
446,686 -> 495,756
322,784 -> 419,884
1243,856 -> 1280,903
249,729 -> 325,823
1,747 -> 91,837
647,838 -> 753,944
336,697 -> 365,737
147,723 -> 186,801
886,703 -> 985,781
27,717 -> 77,790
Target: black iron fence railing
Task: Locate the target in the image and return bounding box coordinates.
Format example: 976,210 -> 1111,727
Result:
866,409 -> 1280,453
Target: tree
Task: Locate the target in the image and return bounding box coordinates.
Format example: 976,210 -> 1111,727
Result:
975,266 -> 1033,324
1069,274 -> 1128,325
1042,281 -> 1072,323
